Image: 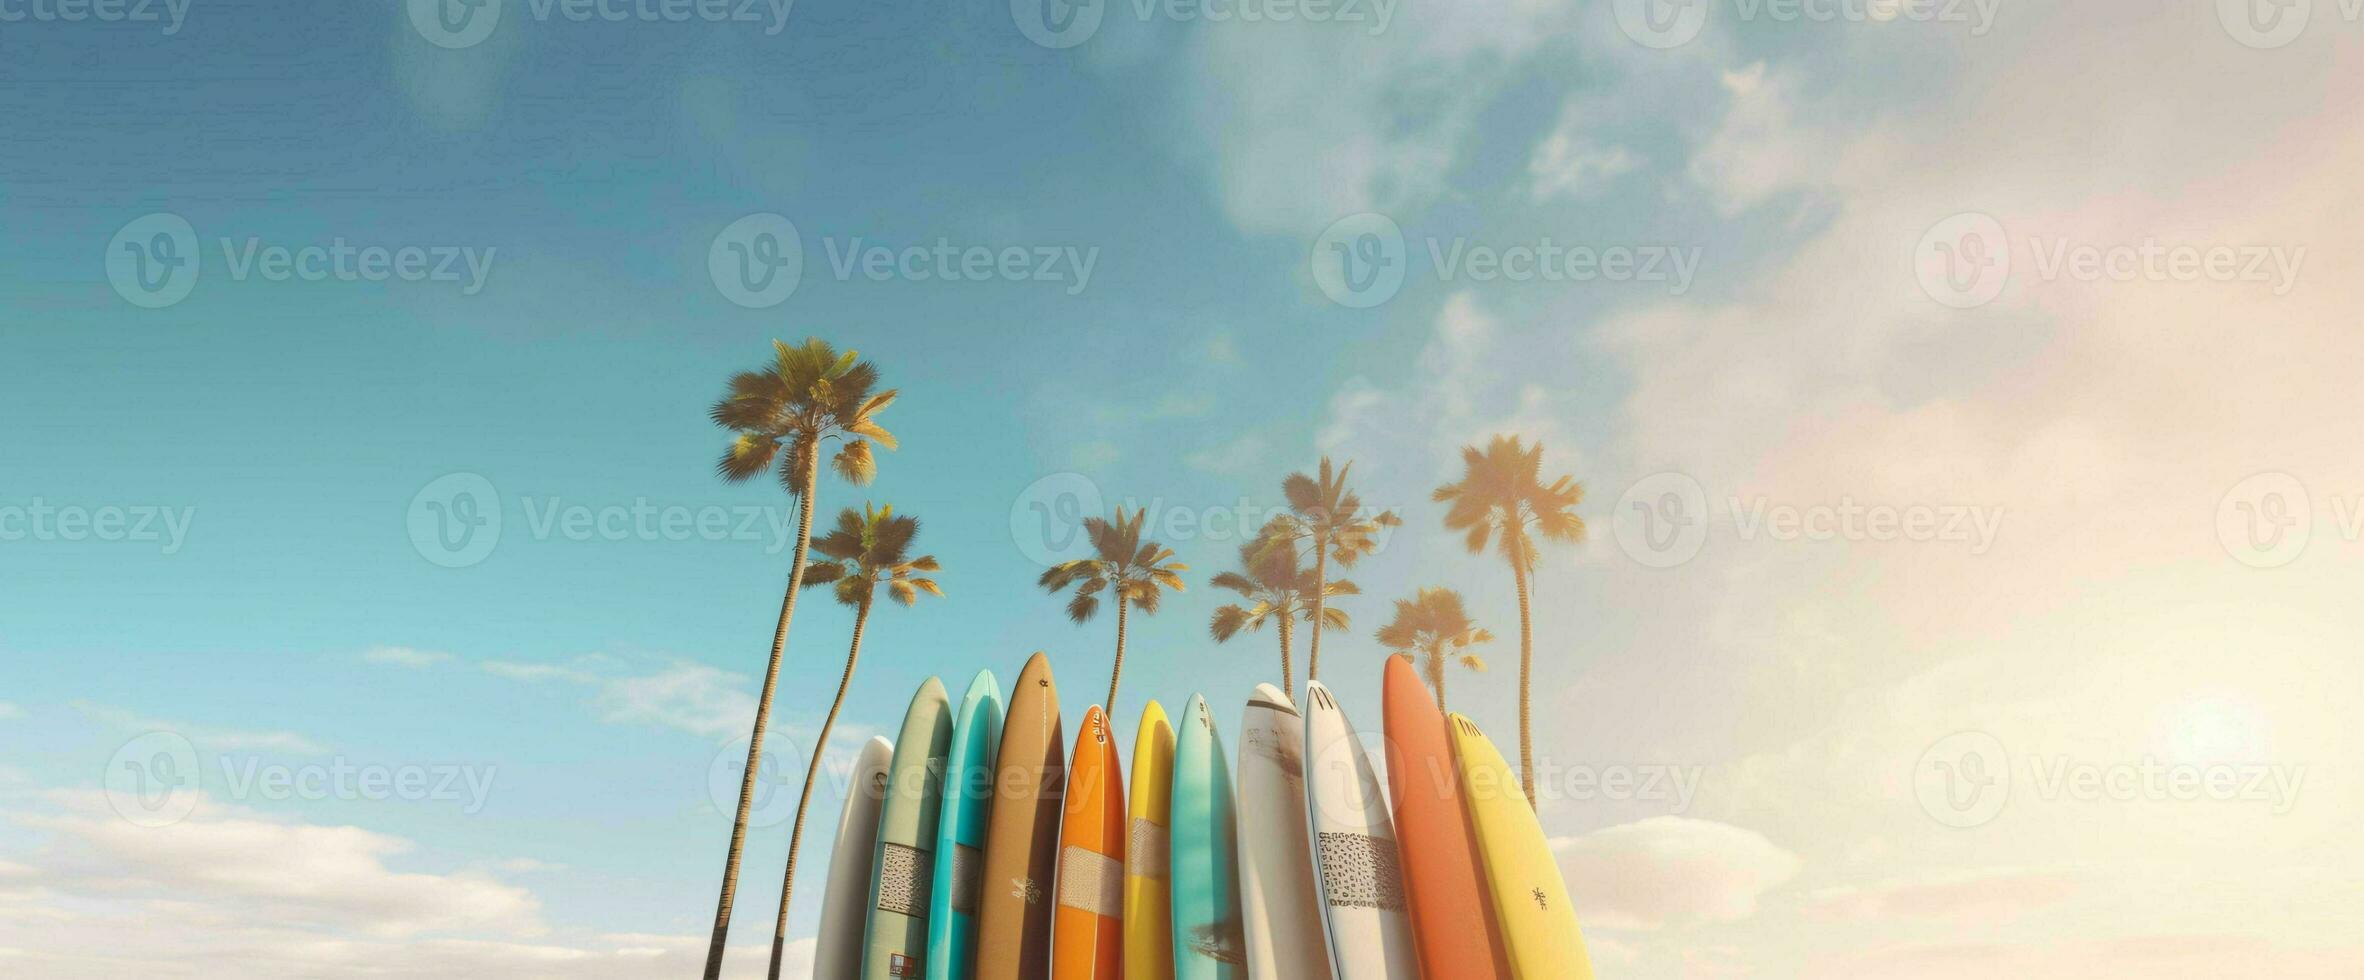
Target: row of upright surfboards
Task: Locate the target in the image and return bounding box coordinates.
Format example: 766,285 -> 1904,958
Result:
813,652 -> 1596,980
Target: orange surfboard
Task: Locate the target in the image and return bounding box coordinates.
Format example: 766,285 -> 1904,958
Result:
1052,706 -> 1126,980
1381,655 -> 1511,980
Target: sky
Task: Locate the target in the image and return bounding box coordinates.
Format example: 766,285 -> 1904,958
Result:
2,0 -> 2361,977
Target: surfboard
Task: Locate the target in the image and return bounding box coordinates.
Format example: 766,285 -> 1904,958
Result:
863,678 -> 955,980
815,736 -> 896,980
975,653 -> 1064,980
1235,684 -> 1328,980
1302,681 -> 1420,980
927,670 -> 1005,980
1052,705 -> 1125,980
1124,701 -> 1176,980
1169,694 -> 1245,980
1447,713 -> 1595,980
1380,657 -> 1510,980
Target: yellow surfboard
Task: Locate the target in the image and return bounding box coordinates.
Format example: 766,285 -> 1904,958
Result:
1447,714 -> 1595,980
1124,701 -> 1177,980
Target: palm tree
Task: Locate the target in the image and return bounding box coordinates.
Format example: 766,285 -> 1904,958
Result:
1433,435 -> 1584,804
1207,536 -> 1356,693
1374,587 -> 1493,710
702,338 -> 897,980
1256,457 -> 1400,683
1038,507 -> 1188,711
764,504 -> 940,980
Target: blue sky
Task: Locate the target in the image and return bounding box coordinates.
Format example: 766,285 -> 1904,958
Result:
5,1 -> 2362,977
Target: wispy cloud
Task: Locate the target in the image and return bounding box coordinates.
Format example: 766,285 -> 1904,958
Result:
364,646 -> 454,669
69,702 -> 326,756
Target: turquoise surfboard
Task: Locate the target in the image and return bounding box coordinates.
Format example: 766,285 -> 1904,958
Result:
1169,694 -> 1245,978
926,669 -> 1004,980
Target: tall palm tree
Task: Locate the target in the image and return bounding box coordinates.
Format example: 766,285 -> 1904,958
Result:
1374,587 -> 1493,710
765,504 -> 940,980
702,338 -> 897,980
1256,457 -> 1400,683
1038,507 -> 1188,711
1433,435 -> 1584,805
1207,536 -> 1356,694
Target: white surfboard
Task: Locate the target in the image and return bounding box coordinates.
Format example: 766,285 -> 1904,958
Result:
815,736 -> 896,980
1236,684 -> 1330,980
1302,682 -> 1419,979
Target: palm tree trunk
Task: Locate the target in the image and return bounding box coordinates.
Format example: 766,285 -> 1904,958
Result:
1511,561 -> 1536,806
704,455 -> 820,980
766,598 -> 872,980
1306,548 -> 1330,683
1106,599 -> 1129,711
1276,617 -> 1295,696
1425,648 -> 1447,711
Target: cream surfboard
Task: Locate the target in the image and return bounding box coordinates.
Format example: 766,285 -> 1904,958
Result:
927,670 -> 1004,980
1124,701 -> 1176,980
864,678 -> 955,980
1303,682 -> 1419,979
1448,714 -> 1595,980
975,653 -> 1063,980
815,736 -> 896,980
1169,693 -> 1245,979
1236,684 -> 1328,980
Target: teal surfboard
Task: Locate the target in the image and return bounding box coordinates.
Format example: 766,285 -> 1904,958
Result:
926,669 -> 1004,980
864,677 -> 955,980
1169,693 -> 1245,978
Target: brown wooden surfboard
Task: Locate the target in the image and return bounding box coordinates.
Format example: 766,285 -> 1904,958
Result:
973,652 -> 1065,980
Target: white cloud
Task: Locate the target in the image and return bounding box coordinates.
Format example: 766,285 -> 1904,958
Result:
1178,0 -> 1567,235
1685,62 -> 1830,216
1804,868 -> 2076,922
13,793 -> 540,939
1530,100 -> 1640,203
1186,433 -> 1271,475
364,646 -> 454,669
69,702 -> 327,757
0,702 -> 21,720
1552,816 -> 1802,930
592,664 -> 758,740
